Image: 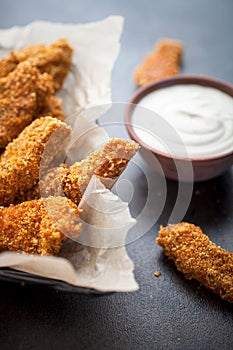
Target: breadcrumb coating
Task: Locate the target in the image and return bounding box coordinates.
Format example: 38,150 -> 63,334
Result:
0,61 -> 56,147
0,60 -> 66,147
0,116 -> 71,207
0,38 -> 73,92
157,222 -> 233,303
14,184 -> 41,205
40,95 -> 65,121
0,196 -> 81,256
134,38 -> 183,86
39,138 -> 139,205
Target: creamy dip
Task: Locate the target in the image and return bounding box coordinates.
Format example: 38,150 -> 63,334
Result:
131,84 -> 233,158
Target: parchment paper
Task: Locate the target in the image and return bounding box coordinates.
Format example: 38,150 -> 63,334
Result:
0,17 -> 139,292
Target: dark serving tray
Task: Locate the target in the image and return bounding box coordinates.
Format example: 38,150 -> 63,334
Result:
0,268 -> 105,294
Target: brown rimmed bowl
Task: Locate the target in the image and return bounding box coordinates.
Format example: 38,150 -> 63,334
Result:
125,75 -> 233,182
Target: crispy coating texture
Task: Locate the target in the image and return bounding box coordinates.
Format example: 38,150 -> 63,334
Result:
157,223 -> 233,303
0,38 -> 73,92
17,166 -> 67,203
39,138 -> 139,205
40,95 -> 65,121
0,61 -> 65,148
134,38 -> 183,86
0,196 -> 81,256
0,116 -> 71,207
0,61 -> 57,147
64,138 -> 139,205
14,184 -> 41,205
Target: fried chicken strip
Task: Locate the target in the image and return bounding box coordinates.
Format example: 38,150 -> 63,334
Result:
34,138 -> 139,205
0,116 -> 71,207
134,38 -> 183,86
0,196 -> 81,256
157,223 -> 233,303
0,61 -> 65,148
0,38 -> 73,92
0,61 -> 53,147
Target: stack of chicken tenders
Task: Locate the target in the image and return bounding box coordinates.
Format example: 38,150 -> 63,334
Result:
0,39 -> 139,256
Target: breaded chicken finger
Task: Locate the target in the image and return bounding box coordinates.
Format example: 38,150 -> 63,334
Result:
157,223 -> 233,303
0,61 -> 55,147
0,116 -> 71,206
0,38 -> 73,92
0,196 -> 81,256
40,138 -> 139,205
134,38 -> 183,86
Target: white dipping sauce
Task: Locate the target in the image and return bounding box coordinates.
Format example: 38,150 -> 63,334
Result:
131,84 -> 233,158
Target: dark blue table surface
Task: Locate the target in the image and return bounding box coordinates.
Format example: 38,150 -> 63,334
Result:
0,1 -> 233,349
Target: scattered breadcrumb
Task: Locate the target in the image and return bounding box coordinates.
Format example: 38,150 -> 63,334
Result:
0,116 -> 71,206
154,271 -> 162,277
157,222 -> 233,303
134,38 -> 183,86
0,196 -> 81,256
0,38 -> 73,92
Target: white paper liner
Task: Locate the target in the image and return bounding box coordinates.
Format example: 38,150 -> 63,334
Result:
0,17 -> 139,292
65,114 -> 109,165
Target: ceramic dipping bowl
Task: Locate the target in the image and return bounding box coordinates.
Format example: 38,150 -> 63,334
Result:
125,75 -> 233,182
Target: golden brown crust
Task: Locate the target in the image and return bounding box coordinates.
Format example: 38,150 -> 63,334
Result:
157,222 -> 233,303
64,138 -> 139,205
14,184 -> 41,204
134,38 -> 183,86
0,196 -> 81,256
40,166 -> 67,199
0,38 -> 73,92
40,138 -> 139,205
0,61 -> 56,147
39,95 -> 65,121
0,116 -> 71,207
0,39 -> 75,257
